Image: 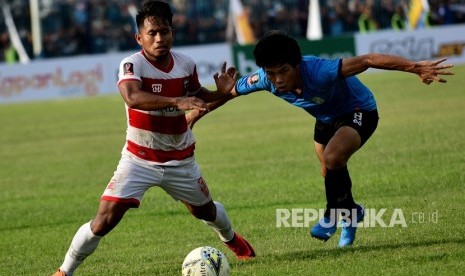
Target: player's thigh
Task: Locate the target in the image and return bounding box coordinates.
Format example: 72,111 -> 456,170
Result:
338,109 -> 379,147
325,126 -> 362,162
314,120 -> 335,146
161,159 -> 212,207
102,154 -> 164,208
326,109 -> 379,154
324,110 -> 379,167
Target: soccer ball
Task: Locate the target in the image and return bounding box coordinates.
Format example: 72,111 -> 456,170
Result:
181,246 -> 230,276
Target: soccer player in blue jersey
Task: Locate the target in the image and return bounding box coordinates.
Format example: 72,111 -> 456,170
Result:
187,30 -> 454,247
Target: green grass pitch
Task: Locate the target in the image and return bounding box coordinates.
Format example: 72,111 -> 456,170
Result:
1,65 -> 464,275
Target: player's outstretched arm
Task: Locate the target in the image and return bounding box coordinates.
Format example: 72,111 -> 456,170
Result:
340,53 -> 454,85
187,62 -> 240,129
196,62 -> 239,103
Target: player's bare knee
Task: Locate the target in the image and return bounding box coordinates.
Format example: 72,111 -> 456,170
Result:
90,217 -> 105,236
91,214 -> 118,236
324,152 -> 347,170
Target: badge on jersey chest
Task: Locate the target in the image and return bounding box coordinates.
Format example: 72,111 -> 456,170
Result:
152,84 -> 162,93
144,78 -> 191,97
311,96 -> 325,104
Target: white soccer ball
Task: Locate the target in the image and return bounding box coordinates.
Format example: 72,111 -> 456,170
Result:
181,246 -> 230,276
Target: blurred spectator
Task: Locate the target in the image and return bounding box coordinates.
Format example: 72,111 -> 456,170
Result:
377,0 -> 396,29
391,2 -> 408,30
326,1 -> 346,36
170,0 -> 190,44
1,0 -> 465,63
1,32 -> 19,64
429,0 -> 456,25
438,0 -> 456,24
246,0 -> 271,39
297,0 -> 309,37
266,3 -> 298,35
343,1 -> 360,33
358,2 -> 379,32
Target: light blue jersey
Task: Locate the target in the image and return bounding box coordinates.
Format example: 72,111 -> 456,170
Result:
235,56 -> 377,123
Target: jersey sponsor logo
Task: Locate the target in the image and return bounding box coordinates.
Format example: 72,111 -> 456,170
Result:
311,97 -> 325,104
247,73 -> 259,85
154,106 -> 180,112
152,83 -> 162,93
123,62 -> 134,75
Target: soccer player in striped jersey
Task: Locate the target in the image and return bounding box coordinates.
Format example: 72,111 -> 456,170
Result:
52,2 -> 254,275
187,30 -> 453,248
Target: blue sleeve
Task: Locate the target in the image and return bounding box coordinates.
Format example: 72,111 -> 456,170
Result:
235,68 -> 272,95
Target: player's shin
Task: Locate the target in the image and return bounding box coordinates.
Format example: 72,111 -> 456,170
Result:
324,166 -> 356,219
60,221 -> 102,275
203,201 -> 234,242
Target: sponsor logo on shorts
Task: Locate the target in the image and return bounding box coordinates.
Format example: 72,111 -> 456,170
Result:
106,180 -> 116,190
353,112 -> 363,126
198,177 -> 210,197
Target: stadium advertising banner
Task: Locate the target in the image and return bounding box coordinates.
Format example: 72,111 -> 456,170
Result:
355,24 -> 465,64
0,43 -> 231,104
0,54 -> 112,104
232,36 -> 356,76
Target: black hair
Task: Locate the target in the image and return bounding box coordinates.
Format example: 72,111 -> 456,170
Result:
136,1 -> 173,30
253,30 -> 302,68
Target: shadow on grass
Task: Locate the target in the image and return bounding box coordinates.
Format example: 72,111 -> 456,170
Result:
280,237 -> 465,261
232,237 -> 465,268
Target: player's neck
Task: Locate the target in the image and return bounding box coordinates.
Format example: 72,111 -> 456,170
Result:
143,50 -> 173,71
152,55 -> 172,69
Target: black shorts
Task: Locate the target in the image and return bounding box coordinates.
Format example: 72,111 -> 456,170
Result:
314,109 -> 379,146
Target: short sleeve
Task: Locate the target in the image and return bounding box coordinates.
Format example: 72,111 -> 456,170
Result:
117,55 -> 142,86
235,69 -> 272,95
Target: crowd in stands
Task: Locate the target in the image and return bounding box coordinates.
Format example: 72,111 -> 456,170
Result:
1,0 -> 465,63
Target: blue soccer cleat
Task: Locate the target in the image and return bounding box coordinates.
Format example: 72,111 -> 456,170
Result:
310,216 -> 337,241
338,204 -> 365,248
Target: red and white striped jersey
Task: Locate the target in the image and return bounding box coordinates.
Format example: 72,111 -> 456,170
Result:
117,50 -> 202,166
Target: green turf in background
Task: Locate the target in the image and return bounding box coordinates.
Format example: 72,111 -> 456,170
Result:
0,65 -> 464,275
